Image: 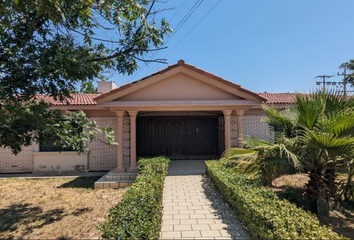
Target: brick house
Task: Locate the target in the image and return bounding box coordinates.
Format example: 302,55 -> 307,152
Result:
0,60 -> 296,173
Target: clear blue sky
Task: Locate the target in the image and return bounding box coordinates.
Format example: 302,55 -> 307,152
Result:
109,0 -> 354,93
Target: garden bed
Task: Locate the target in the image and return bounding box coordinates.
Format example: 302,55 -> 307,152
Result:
206,160 -> 345,239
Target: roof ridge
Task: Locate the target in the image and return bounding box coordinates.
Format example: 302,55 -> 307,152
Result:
94,60 -> 267,102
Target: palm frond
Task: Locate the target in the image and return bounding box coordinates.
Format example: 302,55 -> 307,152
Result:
263,104 -> 295,137
245,136 -> 302,171
293,93 -> 325,130
222,148 -> 258,162
316,111 -> 354,137
234,160 -> 261,179
321,89 -> 354,114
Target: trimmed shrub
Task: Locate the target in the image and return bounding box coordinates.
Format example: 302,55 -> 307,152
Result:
99,157 -> 170,240
206,160 -> 346,240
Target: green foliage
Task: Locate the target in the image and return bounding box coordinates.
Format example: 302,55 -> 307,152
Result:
43,110 -> 116,153
340,60 -> 354,86
222,148 -> 257,162
222,137 -> 299,185
0,0 -> 171,153
263,90 -> 354,204
99,157 -> 170,240
79,81 -> 97,93
206,160 -> 346,239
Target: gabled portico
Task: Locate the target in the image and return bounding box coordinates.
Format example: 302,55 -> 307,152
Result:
94,60 -> 267,173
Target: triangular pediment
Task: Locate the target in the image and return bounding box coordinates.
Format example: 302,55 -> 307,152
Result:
118,72 -> 242,101
94,61 -> 266,104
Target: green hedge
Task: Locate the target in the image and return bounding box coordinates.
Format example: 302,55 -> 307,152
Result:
99,157 -> 170,240
206,160 -> 346,240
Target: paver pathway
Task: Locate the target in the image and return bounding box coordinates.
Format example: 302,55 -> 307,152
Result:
160,160 -> 251,239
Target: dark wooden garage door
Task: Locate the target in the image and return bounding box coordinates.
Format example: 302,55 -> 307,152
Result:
137,117 -> 219,160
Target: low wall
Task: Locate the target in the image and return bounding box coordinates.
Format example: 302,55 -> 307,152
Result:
0,145 -> 34,173
33,152 -> 88,173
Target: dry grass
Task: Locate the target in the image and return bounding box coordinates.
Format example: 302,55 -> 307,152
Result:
272,173 -> 309,189
0,177 -> 125,239
271,173 -> 354,239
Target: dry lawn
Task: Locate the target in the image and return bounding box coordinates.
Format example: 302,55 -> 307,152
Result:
0,177 -> 125,239
272,173 -> 354,239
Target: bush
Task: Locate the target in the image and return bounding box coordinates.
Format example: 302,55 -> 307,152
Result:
206,160 -> 346,240
99,157 -> 170,240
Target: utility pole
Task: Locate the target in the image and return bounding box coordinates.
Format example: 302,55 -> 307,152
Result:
315,75 -> 334,93
338,68 -> 347,95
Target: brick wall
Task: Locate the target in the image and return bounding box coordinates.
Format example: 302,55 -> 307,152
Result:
230,113 -> 273,147
0,113 -> 273,173
243,114 -> 273,142
87,117 -> 118,171
87,116 -> 131,171
0,145 -> 34,173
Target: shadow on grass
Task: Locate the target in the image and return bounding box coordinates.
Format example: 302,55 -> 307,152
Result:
58,177 -> 100,189
275,186 -> 354,239
0,203 -> 66,238
0,204 -> 93,239
319,202 -> 354,239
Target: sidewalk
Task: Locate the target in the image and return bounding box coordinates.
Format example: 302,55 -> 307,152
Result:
0,172 -> 106,179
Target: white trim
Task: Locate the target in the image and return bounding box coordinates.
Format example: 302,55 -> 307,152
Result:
32,151 -> 89,155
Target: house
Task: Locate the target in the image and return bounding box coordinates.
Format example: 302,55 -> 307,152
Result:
0,60 -> 296,174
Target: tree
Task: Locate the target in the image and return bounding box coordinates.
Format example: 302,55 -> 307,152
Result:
222,137 -> 300,186
0,0 -> 172,153
264,90 -> 354,208
79,81 -> 97,93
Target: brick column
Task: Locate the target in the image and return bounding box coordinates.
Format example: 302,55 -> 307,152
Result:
235,110 -> 245,148
128,111 -> 139,172
223,110 -> 232,150
114,111 -> 125,172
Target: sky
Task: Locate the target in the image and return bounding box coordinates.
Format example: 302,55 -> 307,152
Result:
106,0 -> 354,93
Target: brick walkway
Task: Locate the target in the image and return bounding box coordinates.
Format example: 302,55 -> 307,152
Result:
160,160 -> 251,240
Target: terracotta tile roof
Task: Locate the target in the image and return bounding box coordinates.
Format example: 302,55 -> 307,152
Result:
36,93 -> 101,105
94,60 -> 268,102
259,92 -> 297,104
39,92 -> 298,106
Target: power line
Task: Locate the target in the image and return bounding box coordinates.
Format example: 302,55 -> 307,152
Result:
315,75 -> 334,93
338,68 -> 348,95
294,78 -> 316,90
146,0 -> 204,62
163,0 -> 222,58
163,0 -> 204,47
168,0 -> 187,24
126,0 -> 204,82
143,0 -> 222,77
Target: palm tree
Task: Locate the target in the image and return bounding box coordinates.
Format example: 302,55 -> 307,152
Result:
264,90 -> 354,208
222,136 -> 301,185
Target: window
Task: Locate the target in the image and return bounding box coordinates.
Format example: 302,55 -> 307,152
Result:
39,138 -> 75,152
39,121 -> 82,152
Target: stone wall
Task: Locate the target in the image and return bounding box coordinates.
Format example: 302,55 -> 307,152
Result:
230,114 -> 238,148
123,116 -> 130,169
0,145 -> 34,173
